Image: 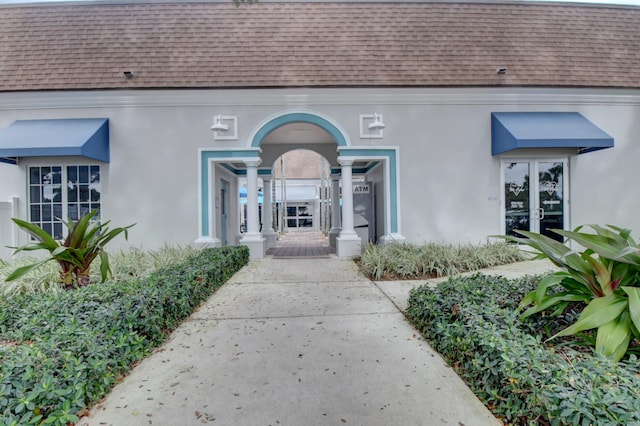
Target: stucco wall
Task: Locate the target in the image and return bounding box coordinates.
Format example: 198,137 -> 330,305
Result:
0,87 -> 638,254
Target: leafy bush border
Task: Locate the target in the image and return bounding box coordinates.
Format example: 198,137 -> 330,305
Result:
405,274 -> 640,425
0,246 -> 249,425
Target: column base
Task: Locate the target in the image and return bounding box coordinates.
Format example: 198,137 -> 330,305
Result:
194,237 -> 222,248
328,227 -> 341,248
380,233 -> 407,244
336,234 -> 362,258
262,229 -> 277,248
239,233 -> 266,259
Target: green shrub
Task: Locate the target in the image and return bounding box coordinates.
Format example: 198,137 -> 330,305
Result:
358,241 -> 525,280
405,274 -> 640,425
0,246 -> 249,425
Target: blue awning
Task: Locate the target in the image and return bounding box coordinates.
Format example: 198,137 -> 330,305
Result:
491,112 -> 613,155
0,118 -> 109,164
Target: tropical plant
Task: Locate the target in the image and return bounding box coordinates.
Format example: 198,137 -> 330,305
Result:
503,225 -> 640,362
4,210 -> 135,289
358,240 -> 525,280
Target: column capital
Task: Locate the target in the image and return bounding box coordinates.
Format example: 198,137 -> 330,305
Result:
243,159 -> 262,168
338,158 -> 354,167
330,173 -> 341,180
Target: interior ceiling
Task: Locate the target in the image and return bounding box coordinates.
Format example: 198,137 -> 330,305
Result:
229,123 -> 373,171
261,123 -> 334,145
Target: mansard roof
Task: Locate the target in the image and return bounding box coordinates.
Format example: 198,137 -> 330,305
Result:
0,1 -> 638,91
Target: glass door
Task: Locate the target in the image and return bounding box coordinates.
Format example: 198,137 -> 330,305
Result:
502,159 -> 567,240
536,161 -> 565,241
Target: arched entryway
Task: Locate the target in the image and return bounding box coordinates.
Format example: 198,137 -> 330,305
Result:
197,110 -> 404,259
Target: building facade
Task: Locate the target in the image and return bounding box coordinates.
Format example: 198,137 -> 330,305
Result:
0,1 -> 638,259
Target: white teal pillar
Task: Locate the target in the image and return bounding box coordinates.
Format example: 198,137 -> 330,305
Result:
262,176 -> 276,248
328,174 -> 341,248
336,159 -> 361,257
240,160 -> 266,259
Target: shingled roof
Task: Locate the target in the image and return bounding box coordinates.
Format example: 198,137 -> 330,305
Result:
0,0 -> 639,91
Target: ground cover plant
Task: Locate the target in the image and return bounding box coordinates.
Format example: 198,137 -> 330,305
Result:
0,245 -> 249,425
405,273 -> 640,425
358,240 -> 525,280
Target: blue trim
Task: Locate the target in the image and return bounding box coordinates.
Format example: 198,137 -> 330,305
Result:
491,112 -> 614,155
221,163 -> 273,176
199,149 -> 261,237
252,113 -> 347,147
339,148 -> 398,234
0,118 -> 109,162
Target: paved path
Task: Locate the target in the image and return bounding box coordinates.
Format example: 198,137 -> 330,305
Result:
78,256 -> 502,426
266,230 -> 335,258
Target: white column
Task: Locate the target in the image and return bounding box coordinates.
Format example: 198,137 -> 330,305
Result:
239,160 -> 266,259
336,158 -> 362,257
262,176 -> 277,248
328,174 -> 341,247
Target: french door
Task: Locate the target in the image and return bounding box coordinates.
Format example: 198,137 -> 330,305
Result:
502,159 -> 568,241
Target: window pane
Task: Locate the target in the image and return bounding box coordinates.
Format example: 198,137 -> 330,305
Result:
79,203 -> 91,217
68,181 -> 78,203
79,166 -> 89,183
67,166 -> 77,184
52,169 -> 62,185
53,203 -> 63,221
53,223 -> 63,240
78,184 -> 90,202
90,166 -> 100,182
299,219 -> 312,227
30,167 -> 40,184
90,186 -> 100,202
68,204 -> 79,221
287,206 -> 296,216
30,205 -> 40,221
42,223 -> 52,236
30,186 -> 40,203
42,205 -> 52,221
52,184 -> 62,202
41,167 -> 51,181
287,219 -> 297,228
91,205 -> 101,219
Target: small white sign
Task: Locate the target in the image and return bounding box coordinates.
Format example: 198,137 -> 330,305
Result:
353,184 -> 370,194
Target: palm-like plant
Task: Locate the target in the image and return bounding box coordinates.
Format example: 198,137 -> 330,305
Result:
503,225 -> 640,362
5,210 -> 135,289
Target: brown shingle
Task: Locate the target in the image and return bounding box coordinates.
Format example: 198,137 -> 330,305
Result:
0,1 -> 638,91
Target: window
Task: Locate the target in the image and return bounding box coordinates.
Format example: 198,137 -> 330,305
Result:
286,203 -> 313,229
28,165 -> 101,239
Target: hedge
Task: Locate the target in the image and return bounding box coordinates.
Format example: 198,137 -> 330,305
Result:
405,274 -> 640,426
0,246 -> 249,425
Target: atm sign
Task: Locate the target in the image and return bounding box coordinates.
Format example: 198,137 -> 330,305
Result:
353,184 -> 370,194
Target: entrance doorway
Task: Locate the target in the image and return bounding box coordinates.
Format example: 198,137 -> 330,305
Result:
502,159 -> 568,241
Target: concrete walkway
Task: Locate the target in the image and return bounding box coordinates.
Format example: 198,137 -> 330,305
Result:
77,256 -> 556,426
